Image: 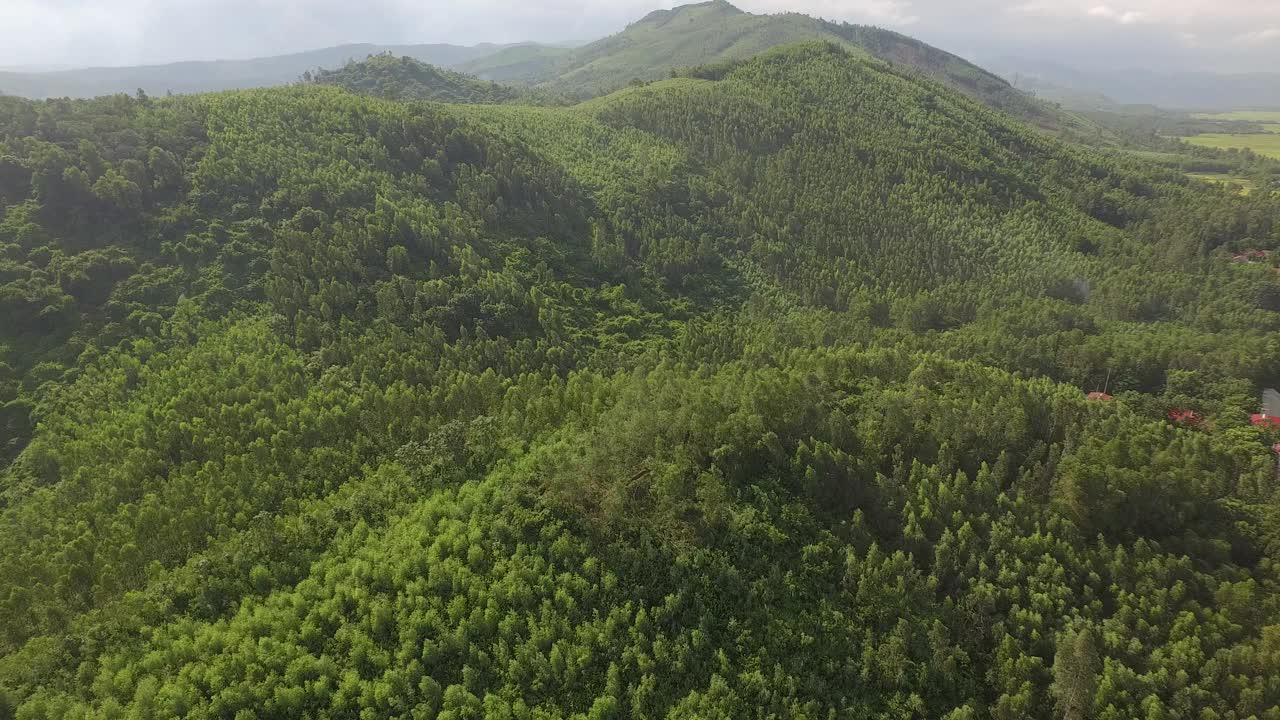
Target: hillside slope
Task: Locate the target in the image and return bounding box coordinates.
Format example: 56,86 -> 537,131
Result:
1,42 -> 1279,720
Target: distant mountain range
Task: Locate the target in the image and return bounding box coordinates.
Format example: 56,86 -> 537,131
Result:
3,5 -> 1276,114
992,57 -> 1280,111
0,43 -> 529,99
3,1 -> 1083,135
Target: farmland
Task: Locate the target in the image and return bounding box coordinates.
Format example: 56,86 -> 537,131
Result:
1183,111 -> 1280,159
1185,172 -> 1256,193
1192,110 -> 1280,124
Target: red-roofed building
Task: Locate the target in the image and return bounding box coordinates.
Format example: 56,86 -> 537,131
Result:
1086,391 -> 1113,401
1167,409 -> 1202,427
1232,250 -> 1272,263
1251,413 -> 1280,428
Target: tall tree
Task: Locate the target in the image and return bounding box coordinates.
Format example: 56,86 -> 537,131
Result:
1051,626 -> 1100,720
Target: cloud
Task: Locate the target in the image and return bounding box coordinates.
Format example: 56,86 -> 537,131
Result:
1010,1 -> 1146,24
1177,30 -> 1201,47
0,0 -> 143,67
1236,27 -> 1280,45
1086,5 -> 1146,24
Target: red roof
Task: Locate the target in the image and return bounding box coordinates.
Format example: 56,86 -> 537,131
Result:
1167,409 -> 1202,426
1231,250 -> 1272,262
1086,392 -> 1113,401
1251,414 -> 1280,428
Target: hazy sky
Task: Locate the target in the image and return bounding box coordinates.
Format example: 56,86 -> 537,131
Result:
2,0 -> 1278,73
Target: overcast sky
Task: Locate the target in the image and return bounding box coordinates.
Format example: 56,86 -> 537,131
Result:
2,0 -> 1277,73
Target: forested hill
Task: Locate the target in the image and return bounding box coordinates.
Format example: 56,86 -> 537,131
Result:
458,0 -> 1069,131
456,0 -> 839,94
2,40 -> 1280,719
308,54 -> 530,104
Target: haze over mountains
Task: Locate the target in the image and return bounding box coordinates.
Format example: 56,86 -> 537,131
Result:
995,57 -> 1280,112
0,43 -> 528,100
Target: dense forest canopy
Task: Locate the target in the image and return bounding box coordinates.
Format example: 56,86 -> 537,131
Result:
1,31 -> 1279,720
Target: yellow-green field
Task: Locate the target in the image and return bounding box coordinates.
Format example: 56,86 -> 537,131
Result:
1192,111 -> 1280,123
1183,133 -> 1280,159
1183,111 -> 1280,159
1185,172 -> 1256,194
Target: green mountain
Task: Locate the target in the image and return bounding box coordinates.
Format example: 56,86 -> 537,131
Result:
2,38 -> 1279,720
309,54 -> 526,104
460,1 -> 1062,128
462,0 -> 835,92
0,43 -> 527,99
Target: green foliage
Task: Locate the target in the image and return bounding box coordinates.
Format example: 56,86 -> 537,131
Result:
1051,626 -> 1100,720
1,39 -> 1279,720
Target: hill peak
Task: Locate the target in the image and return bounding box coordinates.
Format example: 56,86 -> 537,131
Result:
635,0 -> 744,27
309,53 -> 522,104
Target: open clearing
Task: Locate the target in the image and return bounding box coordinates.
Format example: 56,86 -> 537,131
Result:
1184,132 -> 1280,159
1191,111 -> 1280,123
1186,172 -> 1256,193
1182,112 -> 1280,159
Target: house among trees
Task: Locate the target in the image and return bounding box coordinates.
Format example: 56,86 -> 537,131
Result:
1231,250 -> 1272,263
1254,389 -> 1280,428
1086,391 -> 1113,401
